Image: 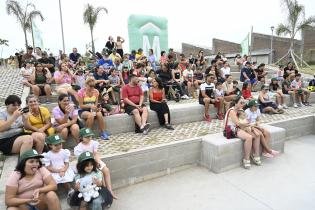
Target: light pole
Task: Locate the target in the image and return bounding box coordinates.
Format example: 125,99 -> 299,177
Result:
58,0 -> 65,53
270,26 -> 274,64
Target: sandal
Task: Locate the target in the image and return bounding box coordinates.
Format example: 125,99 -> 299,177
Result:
251,155 -> 262,166
262,152 -> 274,158
243,159 -> 251,169
271,150 -> 280,156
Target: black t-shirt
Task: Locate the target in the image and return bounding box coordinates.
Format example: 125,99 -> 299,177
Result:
270,83 -> 279,91
37,57 -> 55,73
157,70 -> 172,83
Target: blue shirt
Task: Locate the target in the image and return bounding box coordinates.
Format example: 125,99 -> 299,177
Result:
69,53 -> 81,63
240,67 -> 252,82
98,58 -> 113,67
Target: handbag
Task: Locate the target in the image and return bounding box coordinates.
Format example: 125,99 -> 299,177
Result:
223,108 -> 237,139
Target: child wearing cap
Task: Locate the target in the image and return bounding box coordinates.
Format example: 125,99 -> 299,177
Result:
42,135 -> 75,196
74,128 -> 117,199
291,73 -> 311,106
69,151 -> 113,209
269,78 -> 288,109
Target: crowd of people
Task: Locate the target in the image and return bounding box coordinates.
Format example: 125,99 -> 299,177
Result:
1,35 -> 314,209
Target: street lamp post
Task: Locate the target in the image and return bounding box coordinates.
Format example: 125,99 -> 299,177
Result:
58,0 -> 65,53
270,26 -> 274,64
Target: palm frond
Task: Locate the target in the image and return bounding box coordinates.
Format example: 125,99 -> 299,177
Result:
276,23 -> 291,36
6,0 -> 23,23
26,10 -> 44,24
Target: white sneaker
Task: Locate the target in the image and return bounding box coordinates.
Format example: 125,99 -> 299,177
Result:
283,104 -> 288,109
300,102 -> 305,107
184,95 -> 189,99
293,103 -> 298,108
277,105 -> 283,109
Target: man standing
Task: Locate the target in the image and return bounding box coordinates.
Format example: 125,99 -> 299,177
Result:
199,74 -> 224,122
121,75 -> 151,134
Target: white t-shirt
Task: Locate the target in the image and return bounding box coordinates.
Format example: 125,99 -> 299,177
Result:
74,140 -> 99,157
215,89 -> 224,97
42,149 -> 70,169
200,82 -> 216,98
220,67 -> 230,77
245,108 -> 261,124
183,69 -> 194,81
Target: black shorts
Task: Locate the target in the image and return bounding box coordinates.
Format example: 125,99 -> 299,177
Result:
39,86 -> 46,96
199,97 -> 215,105
125,104 -> 146,115
0,134 -> 22,155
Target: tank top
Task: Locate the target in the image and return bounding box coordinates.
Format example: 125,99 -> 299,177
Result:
174,72 -> 180,80
35,73 -> 46,84
152,90 -> 163,101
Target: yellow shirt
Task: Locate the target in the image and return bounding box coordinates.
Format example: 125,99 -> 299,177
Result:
26,106 -> 54,136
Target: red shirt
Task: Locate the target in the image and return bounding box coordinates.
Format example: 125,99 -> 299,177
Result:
242,89 -> 252,99
122,84 -> 143,104
152,90 -> 163,101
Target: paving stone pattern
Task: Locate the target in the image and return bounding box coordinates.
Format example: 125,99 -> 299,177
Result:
0,67 -> 23,107
81,105 -> 315,159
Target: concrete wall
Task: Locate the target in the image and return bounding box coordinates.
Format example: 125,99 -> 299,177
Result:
251,33 -> 301,63
181,43 -> 212,57
303,26 -> 315,63
212,38 -> 241,55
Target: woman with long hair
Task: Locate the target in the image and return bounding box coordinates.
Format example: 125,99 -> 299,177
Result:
31,62 -> 52,103
52,94 -> 80,143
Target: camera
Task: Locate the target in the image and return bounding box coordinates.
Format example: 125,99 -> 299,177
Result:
21,107 -> 29,114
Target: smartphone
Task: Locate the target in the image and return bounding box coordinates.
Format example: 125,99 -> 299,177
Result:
21,107 -> 29,113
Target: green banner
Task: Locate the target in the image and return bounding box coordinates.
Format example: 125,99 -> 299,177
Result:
128,15 -> 168,59
241,33 -> 249,56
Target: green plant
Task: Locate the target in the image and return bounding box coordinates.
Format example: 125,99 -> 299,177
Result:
83,4 -> 108,54
6,0 -> 44,51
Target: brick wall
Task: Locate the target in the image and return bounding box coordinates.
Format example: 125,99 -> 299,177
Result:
181,43 -> 212,57
212,39 -> 241,55
251,33 -> 301,63
303,26 -> 315,62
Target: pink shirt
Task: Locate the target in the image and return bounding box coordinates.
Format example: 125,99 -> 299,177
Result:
6,167 -> 51,199
54,71 -> 72,85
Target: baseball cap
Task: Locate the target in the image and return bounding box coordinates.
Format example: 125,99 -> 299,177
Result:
248,99 -> 258,107
20,149 -> 43,162
245,61 -> 252,65
261,84 -> 269,90
271,78 -> 278,82
79,128 -> 95,138
78,151 -> 94,163
46,135 -> 65,145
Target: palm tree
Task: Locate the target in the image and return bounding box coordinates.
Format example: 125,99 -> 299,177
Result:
83,4 -> 108,54
6,0 -> 44,51
276,0 -> 315,49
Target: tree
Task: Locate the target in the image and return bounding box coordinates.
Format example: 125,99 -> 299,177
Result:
276,0 -> 315,49
83,4 -> 108,54
275,0 -> 315,68
6,0 -> 44,51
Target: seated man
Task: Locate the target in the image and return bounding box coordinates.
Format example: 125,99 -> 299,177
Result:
121,75 -> 151,134
93,65 -> 110,93
199,74 -> 224,122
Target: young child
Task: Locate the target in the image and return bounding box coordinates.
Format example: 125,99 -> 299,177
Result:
20,60 -> 34,87
74,128 -> 117,199
108,68 -> 121,104
277,65 -> 285,82
291,73 -> 311,106
215,82 -> 224,100
237,110 -> 260,137
74,68 -> 89,90
120,66 -> 130,85
69,151 -> 113,209
241,82 -> 254,100
42,135 -> 75,195
269,78 -> 287,109
100,91 -> 120,116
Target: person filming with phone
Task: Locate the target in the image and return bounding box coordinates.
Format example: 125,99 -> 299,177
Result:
0,95 -> 44,155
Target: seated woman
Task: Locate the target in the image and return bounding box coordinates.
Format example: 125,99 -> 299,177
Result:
23,95 -> 55,139
269,78 -> 287,109
54,62 -> 78,102
171,64 -> 188,99
5,149 -> 61,210
52,94 -> 80,143
0,95 -> 40,155
149,78 -> 174,130
224,96 -> 261,169
31,62 -> 52,103
182,66 -> 195,98
258,85 -> 284,114
245,100 -> 280,158
193,66 -> 204,90
77,77 -> 110,140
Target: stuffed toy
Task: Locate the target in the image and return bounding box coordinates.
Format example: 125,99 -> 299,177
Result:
77,174 -> 100,202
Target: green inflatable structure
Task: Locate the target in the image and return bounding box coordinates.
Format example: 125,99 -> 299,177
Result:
128,15 -> 168,59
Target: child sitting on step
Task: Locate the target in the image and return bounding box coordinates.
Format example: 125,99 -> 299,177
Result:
74,128 -> 117,199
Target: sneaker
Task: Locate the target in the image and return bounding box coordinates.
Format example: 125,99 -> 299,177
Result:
204,114 -> 211,122
283,104 -> 288,109
141,123 -> 151,135
164,124 -> 174,130
293,103 -> 298,108
45,99 -> 51,104
243,159 -> 251,169
304,102 -> 311,106
299,102 -> 305,107
277,105 -> 283,109
251,155 -> 262,166
184,95 -> 190,99
216,113 -> 224,120
100,131 -> 109,140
